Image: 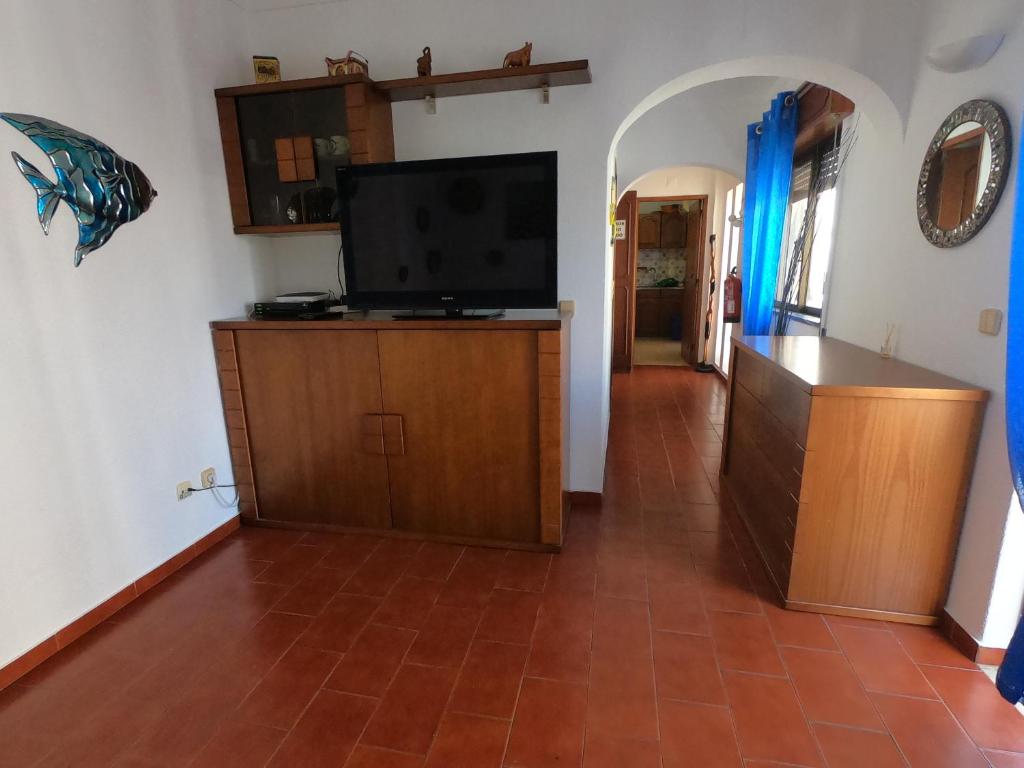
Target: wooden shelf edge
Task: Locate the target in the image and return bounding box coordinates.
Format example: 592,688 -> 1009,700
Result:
377,59 -> 591,102
215,72 -> 370,98
234,223 -> 339,236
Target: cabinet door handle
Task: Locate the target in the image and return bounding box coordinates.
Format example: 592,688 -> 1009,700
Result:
382,414 -> 405,456
361,414 -> 385,455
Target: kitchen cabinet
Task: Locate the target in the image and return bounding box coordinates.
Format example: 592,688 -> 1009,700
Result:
659,210 -> 686,248
635,288 -> 682,338
638,213 -> 661,249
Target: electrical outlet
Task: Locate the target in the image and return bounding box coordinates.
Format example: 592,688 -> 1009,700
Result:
200,467 -> 216,489
176,481 -> 192,501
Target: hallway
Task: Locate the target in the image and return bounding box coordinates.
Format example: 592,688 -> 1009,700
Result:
1,368 -> 1022,766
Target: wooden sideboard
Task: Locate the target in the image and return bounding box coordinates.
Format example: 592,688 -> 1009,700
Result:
211,311 -> 570,550
722,335 -> 987,625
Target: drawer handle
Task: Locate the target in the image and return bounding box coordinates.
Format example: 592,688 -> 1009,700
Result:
792,466 -> 802,478
788,491 -> 800,505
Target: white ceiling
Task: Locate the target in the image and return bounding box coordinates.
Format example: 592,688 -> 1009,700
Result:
228,0 -> 347,11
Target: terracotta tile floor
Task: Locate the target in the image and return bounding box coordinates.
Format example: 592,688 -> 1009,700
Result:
2,366 -> 1023,766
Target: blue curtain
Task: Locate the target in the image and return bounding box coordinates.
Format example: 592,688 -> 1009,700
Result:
741,92 -> 799,335
997,114 -> 1024,704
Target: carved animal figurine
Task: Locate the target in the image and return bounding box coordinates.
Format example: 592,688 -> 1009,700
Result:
416,46 -> 432,77
502,42 -> 532,69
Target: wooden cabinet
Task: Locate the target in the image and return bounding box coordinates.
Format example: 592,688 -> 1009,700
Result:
635,290 -> 661,337
211,313 -> 570,549
635,289 -> 682,338
722,336 -> 987,625
659,211 -> 686,248
215,74 -> 395,235
638,213 -> 661,249
379,331 -> 540,542
232,330 -> 392,528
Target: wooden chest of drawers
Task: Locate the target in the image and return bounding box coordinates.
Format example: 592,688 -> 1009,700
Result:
722,336 -> 987,625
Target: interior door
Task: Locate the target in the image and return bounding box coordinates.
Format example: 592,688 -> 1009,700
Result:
378,330 -> 540,543
680,202 -> 705,364
234,330 -> 392,528
612,191 -> 638,372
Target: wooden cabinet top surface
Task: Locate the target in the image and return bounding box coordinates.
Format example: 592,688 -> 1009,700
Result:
212,308 -> 568,331
734,335 -> 987,401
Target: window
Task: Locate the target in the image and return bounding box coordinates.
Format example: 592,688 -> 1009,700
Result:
714,182 -> 743,373
776,137 -> 841,322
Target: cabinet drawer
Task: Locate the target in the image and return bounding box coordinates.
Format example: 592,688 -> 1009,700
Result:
761,368 -> 811,446
731,381 -> 806,499
726,416 -> 798,548
734,347 -> 766,400
727,427 -> 795,592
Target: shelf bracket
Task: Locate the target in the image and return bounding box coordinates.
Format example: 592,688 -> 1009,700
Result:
425,95 -> 436,115
541,84 -> 550,104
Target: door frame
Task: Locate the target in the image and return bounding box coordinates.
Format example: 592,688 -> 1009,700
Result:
611,191 -> 638,373
634,195 -> 709,366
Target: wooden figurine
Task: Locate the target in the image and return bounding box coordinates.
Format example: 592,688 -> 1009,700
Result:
416,46 -> 432,77
502,42 -> 532,68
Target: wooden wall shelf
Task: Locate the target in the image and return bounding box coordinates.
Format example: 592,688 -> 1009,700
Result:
376,60 -> 591,102
234,223 -> 339,236
214,73 -> 370,98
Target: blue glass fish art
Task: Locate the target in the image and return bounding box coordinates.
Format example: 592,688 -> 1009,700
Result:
2,113 -> 156,267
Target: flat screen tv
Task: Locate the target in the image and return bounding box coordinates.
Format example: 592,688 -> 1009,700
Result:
337,151 -> 557,312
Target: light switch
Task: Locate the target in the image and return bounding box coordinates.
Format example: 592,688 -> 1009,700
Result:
979,308 -> 1003,336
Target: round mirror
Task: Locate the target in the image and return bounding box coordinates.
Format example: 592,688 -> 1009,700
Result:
917,100 -> 1011,247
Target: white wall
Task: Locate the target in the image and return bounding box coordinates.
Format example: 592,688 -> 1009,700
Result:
617,77 -> 800,187
246,0 -> 925,495
826,7 -> 1024,644
0,0 -> 272,668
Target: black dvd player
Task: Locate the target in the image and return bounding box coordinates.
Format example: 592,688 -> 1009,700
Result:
253,299 -> 329,318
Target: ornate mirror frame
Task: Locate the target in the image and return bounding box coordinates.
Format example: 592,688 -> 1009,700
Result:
917,99 -> 1012,248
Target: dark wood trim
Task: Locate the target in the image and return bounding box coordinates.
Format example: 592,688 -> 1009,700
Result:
793,83 -> 855,159
215,72 -> 370,98
0,516 -> 240,692
243,517 -> 560,554
941,610 -> 1007,665
216,96 -> 251,229
376,60 -> 590,102
211,316 -> 565,331
568,491 -> 602,506
942,126 -> 986,150
612,191 -> 638,373
637,195 -> 709,203
234,224 -> 340,236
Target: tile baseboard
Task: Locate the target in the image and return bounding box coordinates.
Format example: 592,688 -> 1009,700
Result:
941,609 -> 1007,666
0,515 -> 240,691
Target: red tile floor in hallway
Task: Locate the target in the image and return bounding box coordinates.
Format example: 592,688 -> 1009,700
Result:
3,366 -> 1024,766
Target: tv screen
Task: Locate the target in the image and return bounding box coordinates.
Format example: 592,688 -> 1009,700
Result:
337,151 -> 557,310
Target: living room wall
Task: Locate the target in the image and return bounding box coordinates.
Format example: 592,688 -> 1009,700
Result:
249,0 -> 1024,646
0,0 -> 273,668
825,3 -> 1024,646
246,0 -> 924,495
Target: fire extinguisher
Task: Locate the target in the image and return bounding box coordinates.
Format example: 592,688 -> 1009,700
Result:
723,267 -> 742,324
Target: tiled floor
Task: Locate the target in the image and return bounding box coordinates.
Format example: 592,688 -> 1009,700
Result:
2,366 -> 1023,766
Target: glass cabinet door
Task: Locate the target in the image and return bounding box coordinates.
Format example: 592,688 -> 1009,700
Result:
237,87 -> 351,227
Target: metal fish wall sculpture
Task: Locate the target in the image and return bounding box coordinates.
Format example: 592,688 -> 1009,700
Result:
1,113 -> 157,266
